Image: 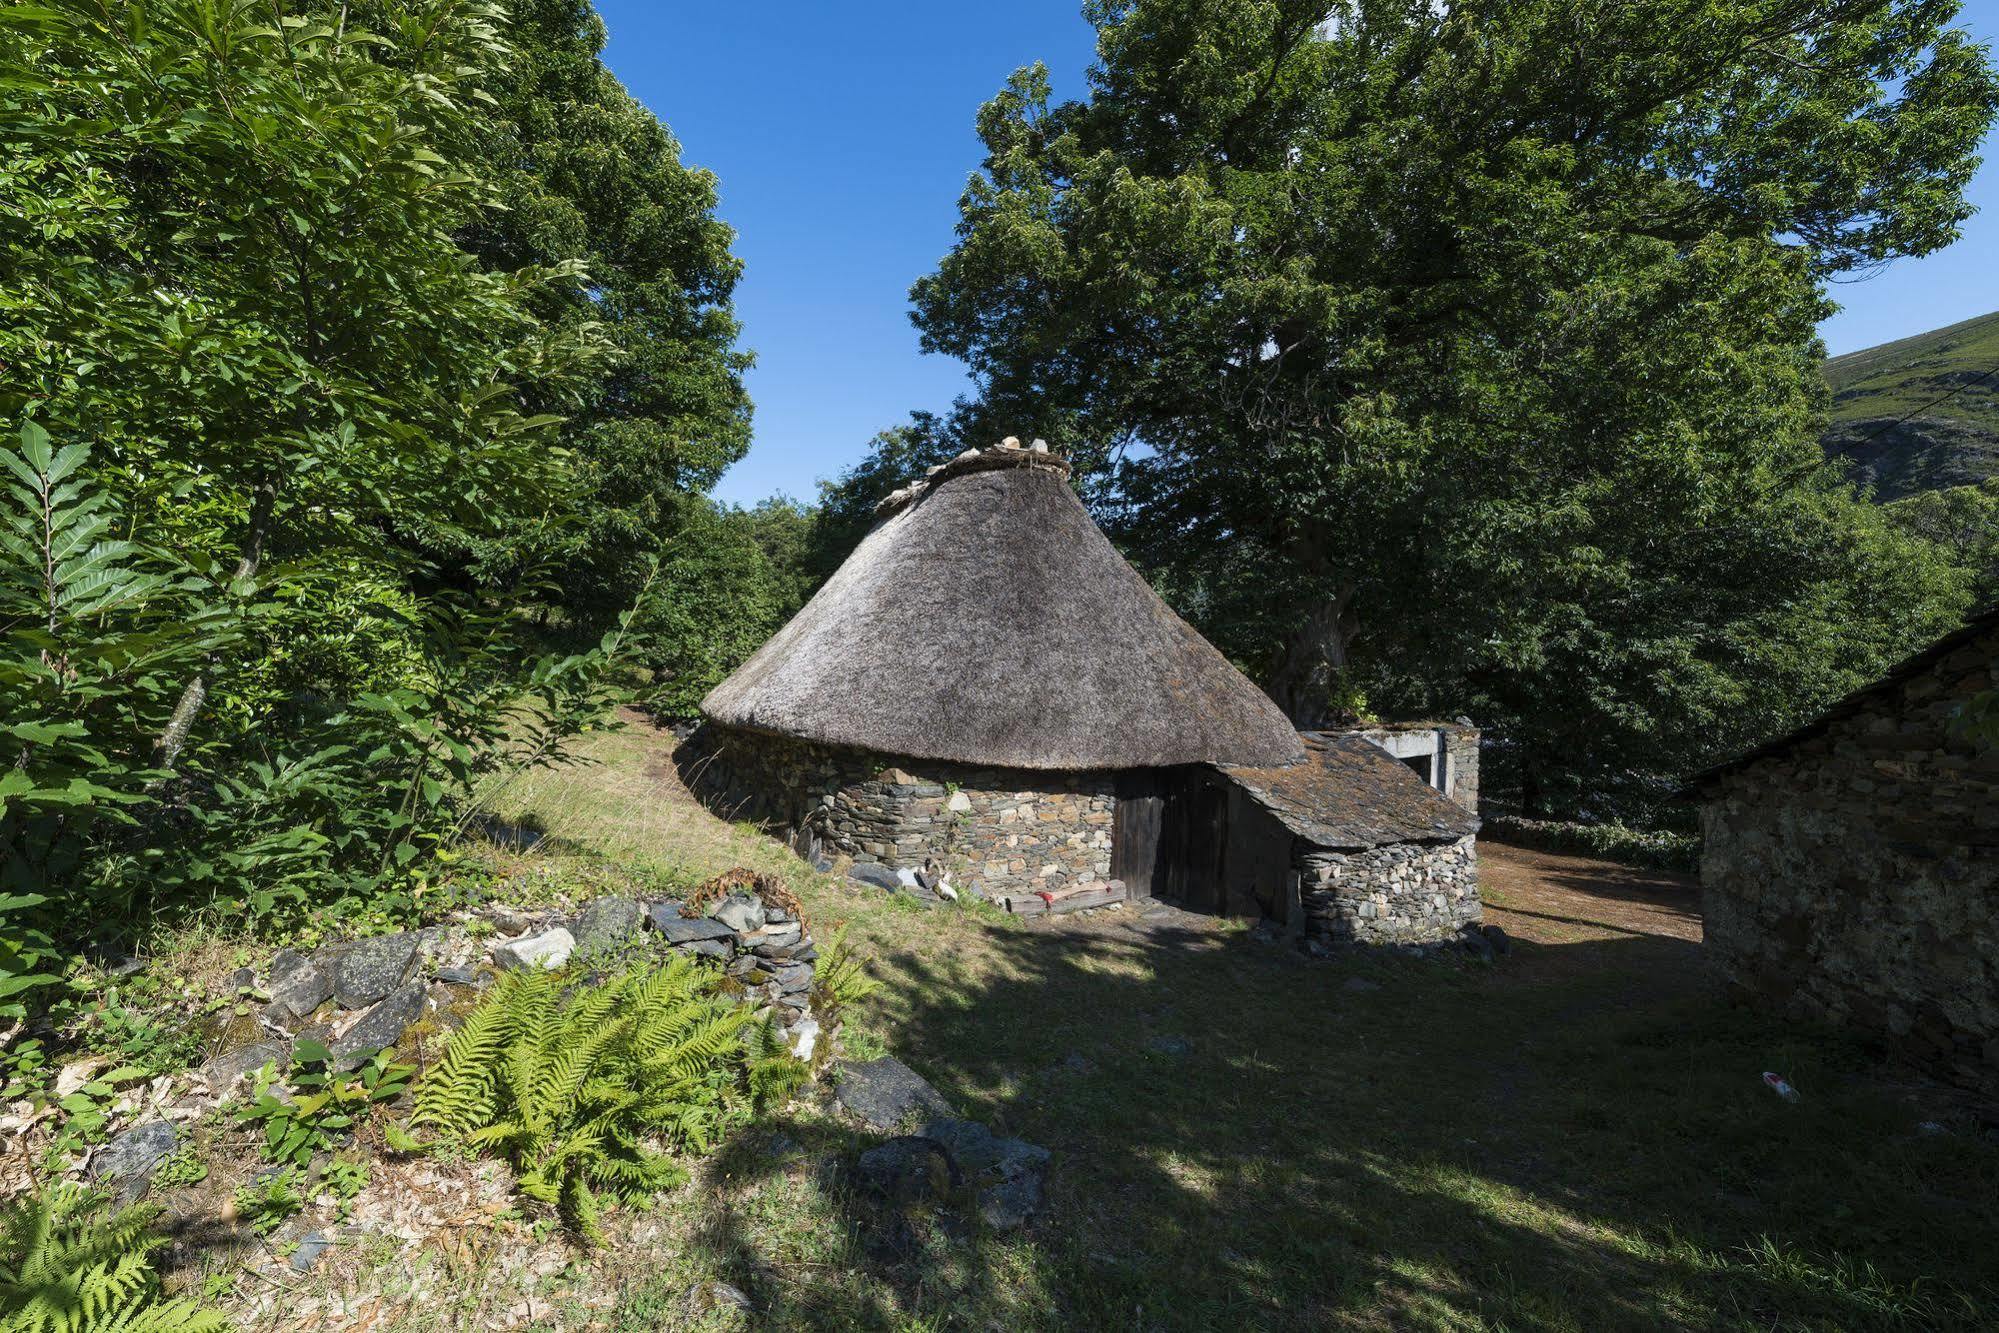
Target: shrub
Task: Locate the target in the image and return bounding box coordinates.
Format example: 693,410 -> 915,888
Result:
409,957 -> 804,1242
1481,816 -> 1700,872
0,1184 -> 227,1332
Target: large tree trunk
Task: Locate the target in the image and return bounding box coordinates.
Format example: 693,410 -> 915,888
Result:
155,478 -> 276,771
1261,586 -> 1356,727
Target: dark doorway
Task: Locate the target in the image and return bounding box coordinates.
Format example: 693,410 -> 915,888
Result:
1115,768 -> 1293,919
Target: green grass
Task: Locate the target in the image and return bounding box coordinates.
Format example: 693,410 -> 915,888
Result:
444,723 -> 1999,1330
1825,308 -> 1999,426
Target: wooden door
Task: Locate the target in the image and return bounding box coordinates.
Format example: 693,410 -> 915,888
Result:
1112,772 -> 1166,900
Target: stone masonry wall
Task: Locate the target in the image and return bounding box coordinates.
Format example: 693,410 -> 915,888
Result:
1299,835 -> 1481,944
682,725 -> 1114,896
1443,727 -> 1480,816
1700,623 -> 1999,1092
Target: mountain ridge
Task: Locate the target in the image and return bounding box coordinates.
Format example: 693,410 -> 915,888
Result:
1821,309 -> 1999,501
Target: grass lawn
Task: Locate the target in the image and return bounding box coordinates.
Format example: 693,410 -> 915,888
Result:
442,717 -> 1999,1330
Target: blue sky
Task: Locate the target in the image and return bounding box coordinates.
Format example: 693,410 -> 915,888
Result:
595,2 -> 1999,507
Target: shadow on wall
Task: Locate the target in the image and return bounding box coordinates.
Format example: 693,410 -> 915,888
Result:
655,900 -> 1999,1330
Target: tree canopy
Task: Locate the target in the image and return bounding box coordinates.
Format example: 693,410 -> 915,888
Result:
895,0 -> 1999,816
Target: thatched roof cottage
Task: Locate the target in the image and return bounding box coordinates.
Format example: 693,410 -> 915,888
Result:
684,440 -> 1480,944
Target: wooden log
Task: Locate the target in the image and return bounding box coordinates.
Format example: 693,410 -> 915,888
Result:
998,881 -> 1128,916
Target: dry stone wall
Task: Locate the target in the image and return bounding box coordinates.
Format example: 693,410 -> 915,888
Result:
1298,835 -> 1481,944
684,725 -> 1114,896
1699,623 -> 1999,1092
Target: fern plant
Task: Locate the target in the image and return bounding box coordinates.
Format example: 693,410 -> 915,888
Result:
811,922 -> 880,1012
409,956 -> 805,1242
0,1184 -> 228,1332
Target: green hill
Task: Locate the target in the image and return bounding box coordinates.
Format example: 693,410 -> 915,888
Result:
1821,310 -> 1999,501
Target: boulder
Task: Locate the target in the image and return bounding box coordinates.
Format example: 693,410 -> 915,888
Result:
922,1118 -> 1050,1231
712,893 -> 766,933
847,863 -> 902,892
835,1057 -> 954,1131
90,1121 -> 178,1202
493,928 -> 575,972
330,981 -> 427,1070
332,933 -> 420,1009
855,1135 -> 960,1208
1481,923 -> 1512,956
649,913 -> 736,945
572,897 -> 644,954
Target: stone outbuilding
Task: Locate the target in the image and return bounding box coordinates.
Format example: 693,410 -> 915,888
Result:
1689,605 -> 1999,1091
683,439 -> 1480,944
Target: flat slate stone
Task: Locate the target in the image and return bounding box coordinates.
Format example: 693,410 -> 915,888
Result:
267,960 -> 333,1023
712,893 -> 766,933
649,912 -> 735,944
331,981 -> 427,1070
333,933 -> 420,1009
675,936 -> 733,960
90,1121 -> 178,1201
847,863 -> 901,892
769,962 -> 814,994
202,1040 -> 287,1093
835,1057 -> 954,1131
572,897 -> 644,954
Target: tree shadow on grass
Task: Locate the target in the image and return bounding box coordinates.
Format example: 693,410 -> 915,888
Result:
672,912 -> 1999,1331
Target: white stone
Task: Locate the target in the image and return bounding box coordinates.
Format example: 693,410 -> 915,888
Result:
896,867 -> 921,888
785,1014 -> 820,1061
1030,438 -> 1049,453
999,436 -> 1022,449
946,791 -> 972,813
493,927 -> 574,972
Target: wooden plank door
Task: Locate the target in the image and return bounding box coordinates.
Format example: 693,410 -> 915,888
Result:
1112,772 -> 1165,900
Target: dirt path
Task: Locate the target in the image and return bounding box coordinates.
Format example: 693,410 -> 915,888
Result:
1478,840 -> 1701,946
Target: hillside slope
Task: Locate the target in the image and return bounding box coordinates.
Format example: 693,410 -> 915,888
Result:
1822,310 -> 1999,500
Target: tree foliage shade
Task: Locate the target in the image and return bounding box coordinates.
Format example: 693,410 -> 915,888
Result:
902,0 -> 1998,816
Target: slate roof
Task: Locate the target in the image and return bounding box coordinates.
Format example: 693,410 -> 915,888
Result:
1217,732 -> 1479,850
1684,602 -> 1999,791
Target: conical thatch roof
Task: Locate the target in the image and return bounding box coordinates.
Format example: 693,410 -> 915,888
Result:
702,443 -> 1305,771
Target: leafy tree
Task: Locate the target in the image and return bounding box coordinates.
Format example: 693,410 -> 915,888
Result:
451,0 -> 754,620
0,0 -> 620,938
629,500 -> 813,721
1889,479 -> 1999,599
907,0 -> 1997,812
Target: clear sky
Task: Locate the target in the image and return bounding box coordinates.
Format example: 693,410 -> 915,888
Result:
594,2 -> 1999,507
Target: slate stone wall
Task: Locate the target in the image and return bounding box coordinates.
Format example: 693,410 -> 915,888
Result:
1699,623 -> 1999,1092
683,725 -> 1114,895
1298,835 -> 1481,944
1443,727 -> 1481,815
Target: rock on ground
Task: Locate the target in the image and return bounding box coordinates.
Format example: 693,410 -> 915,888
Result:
835,1057 -> 954,1131
712,893 -> 766,933
571,897 -> 644,954
332,933 -> 420,1009
331,981 -> 428,1070
266,958 -> 333,1025
923,1117 -> 1050,1231
90,1121 -> 178,1202
493,927 -> 575,972
847,863 -> 902,892
855,1135 -> 960,1208
201,1041 -> 287,1094
648,910 -> 736,944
